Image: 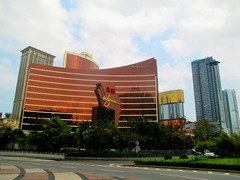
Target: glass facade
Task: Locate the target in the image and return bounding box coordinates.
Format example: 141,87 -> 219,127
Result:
20,58 -> 158,130
159,103 -> 184,120
158,89 -> 185,125
223,89 -> 240,135
63,51 -> 99,70
191,57 -> 227,132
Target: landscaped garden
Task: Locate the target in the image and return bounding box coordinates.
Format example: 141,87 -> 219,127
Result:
134,156 -> 240,171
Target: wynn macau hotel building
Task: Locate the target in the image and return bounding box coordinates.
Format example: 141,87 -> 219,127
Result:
14,47 -> 159,131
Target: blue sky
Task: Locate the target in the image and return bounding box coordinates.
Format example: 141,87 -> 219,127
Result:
1,0 -> 240,121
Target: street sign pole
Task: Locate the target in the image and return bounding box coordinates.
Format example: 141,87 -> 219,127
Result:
135,141 -> 140,158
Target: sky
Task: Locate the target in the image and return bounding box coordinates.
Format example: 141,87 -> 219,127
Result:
0,0 -> 240,121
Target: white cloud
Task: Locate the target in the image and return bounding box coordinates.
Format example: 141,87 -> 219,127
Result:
0,0 -> 72,64
158,62 -> 191,92
0,0 -> 240,120
160,0 -> 240,76
66,0 -> 177,67
0,57 -> 17,91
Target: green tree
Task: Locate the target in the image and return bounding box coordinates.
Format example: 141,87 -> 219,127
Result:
195,132 -> 240,157
4,113 -> 10,118
231,133 -> 240,156
75,121 -> 91,150
26,131 -> 48,151
194,120 -> 218,142
170,131 -> 194,149
84,120 -> 118,150
127,117 -> 194,150
153,123 -> 172,150
43,116 -> 72,151
213,131 -> 236,157
12,129 -> 25,150
0,127 -> 13,149
0,127 -> 25,150
113,129 -> 130,150
195,140 -> 216,154
127,116 -> 154,149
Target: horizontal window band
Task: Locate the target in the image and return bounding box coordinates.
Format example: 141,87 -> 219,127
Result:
26,97 -> 98,104
26,91 -> 156,99
22,123 -> 83,128
25,97 -> 157,105
23,110 -> 92,116
29,79 -> 156,89
121,108 -> 157,111
25,104 -> 93,110
120,114 -> 157,116
31,67 -> 156,77
118,120 -> 158,123
27,92 -> 97,98
22,117 -> 90,121
28,84 -> 156,92
30,73 -> 156,82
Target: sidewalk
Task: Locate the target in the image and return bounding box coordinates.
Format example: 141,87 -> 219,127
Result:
0,165 -> 120,180
0,151 -> 64,160
0,151 -> 142,161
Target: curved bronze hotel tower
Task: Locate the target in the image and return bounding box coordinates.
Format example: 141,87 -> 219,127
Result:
20,50 -> 158,130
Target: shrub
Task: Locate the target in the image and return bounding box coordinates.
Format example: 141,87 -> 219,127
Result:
179,154 -> 188,159
164,155 -> 172,160
134,157 -> 240,171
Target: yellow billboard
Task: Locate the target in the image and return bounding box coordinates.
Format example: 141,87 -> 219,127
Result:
159,89 -> 184,104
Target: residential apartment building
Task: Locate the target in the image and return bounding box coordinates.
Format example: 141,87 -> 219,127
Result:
191,57 -> 227,132
223,89 -> 240,135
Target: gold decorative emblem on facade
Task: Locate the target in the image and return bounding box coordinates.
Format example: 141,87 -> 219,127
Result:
131,65 -> 145,72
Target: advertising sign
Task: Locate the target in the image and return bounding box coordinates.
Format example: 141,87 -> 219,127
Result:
94,82 -> 121,124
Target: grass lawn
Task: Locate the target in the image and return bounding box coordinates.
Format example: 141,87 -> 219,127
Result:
134,157 -> 240,171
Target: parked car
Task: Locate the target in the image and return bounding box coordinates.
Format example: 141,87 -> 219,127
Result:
60,147 -> 78,152
191,149 -> 202,156
204,152 -> 215,157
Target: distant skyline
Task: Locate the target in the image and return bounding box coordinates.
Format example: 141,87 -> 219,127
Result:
1,0 -> 240,121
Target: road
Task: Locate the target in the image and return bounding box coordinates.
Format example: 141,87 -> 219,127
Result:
0,156 -> 240,180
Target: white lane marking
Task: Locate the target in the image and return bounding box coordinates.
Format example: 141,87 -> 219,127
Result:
109,164 -> 121,167
159,173 -> 208,180
123,166 -> 131,168
31,163 -> 43,165
60,166 -> 77,169
66,163 -> 75,165
208,171 -> 213,174
101,169 -> 125,173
